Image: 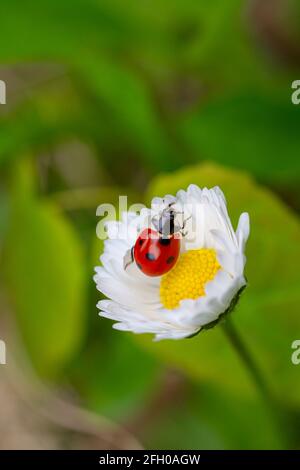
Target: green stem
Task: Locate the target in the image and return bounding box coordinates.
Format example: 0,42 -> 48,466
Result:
223,319 -> 300,448
222,319 -> 273,404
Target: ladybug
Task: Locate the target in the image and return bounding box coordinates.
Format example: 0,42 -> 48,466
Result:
123,203 -> 189,277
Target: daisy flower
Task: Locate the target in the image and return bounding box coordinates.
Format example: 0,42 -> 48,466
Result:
94,184 -> 250,341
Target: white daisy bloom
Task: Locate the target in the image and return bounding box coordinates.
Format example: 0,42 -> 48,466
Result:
94,184 -> 250,341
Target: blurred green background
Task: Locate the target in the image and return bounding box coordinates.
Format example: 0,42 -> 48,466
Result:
0,0 -> 300,450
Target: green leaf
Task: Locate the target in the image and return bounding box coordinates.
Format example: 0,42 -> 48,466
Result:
0,80 -> 82,168
3,160 -> 86,377
0,0 -> 134,62
139,162 -> 300,406
179,93 -> 300,183
76,56 -> 180,171
71,332 -> 161,421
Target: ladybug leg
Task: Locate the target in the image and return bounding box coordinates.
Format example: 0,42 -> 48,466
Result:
177,214 -> 193,238
175,210 -> 191,218
182,214 -> 192,227
151,214 -> 160,232
173,223 -> 183,233
123,246 -> 135,271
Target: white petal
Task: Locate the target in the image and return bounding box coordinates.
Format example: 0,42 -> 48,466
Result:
236,212 -> 250,252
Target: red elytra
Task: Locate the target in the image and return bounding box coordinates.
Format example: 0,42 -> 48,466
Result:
133,228 -> 180,277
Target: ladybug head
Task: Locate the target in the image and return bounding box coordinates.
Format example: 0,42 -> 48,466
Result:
152,203 -> 183,238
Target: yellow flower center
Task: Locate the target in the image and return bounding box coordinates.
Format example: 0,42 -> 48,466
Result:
160,249 -> 221,310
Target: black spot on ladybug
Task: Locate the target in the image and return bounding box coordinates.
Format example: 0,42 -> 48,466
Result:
146,253 -> 156,261
166,256 -> 175,264
137,263 -> 143,271
159,238 -> 171,246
